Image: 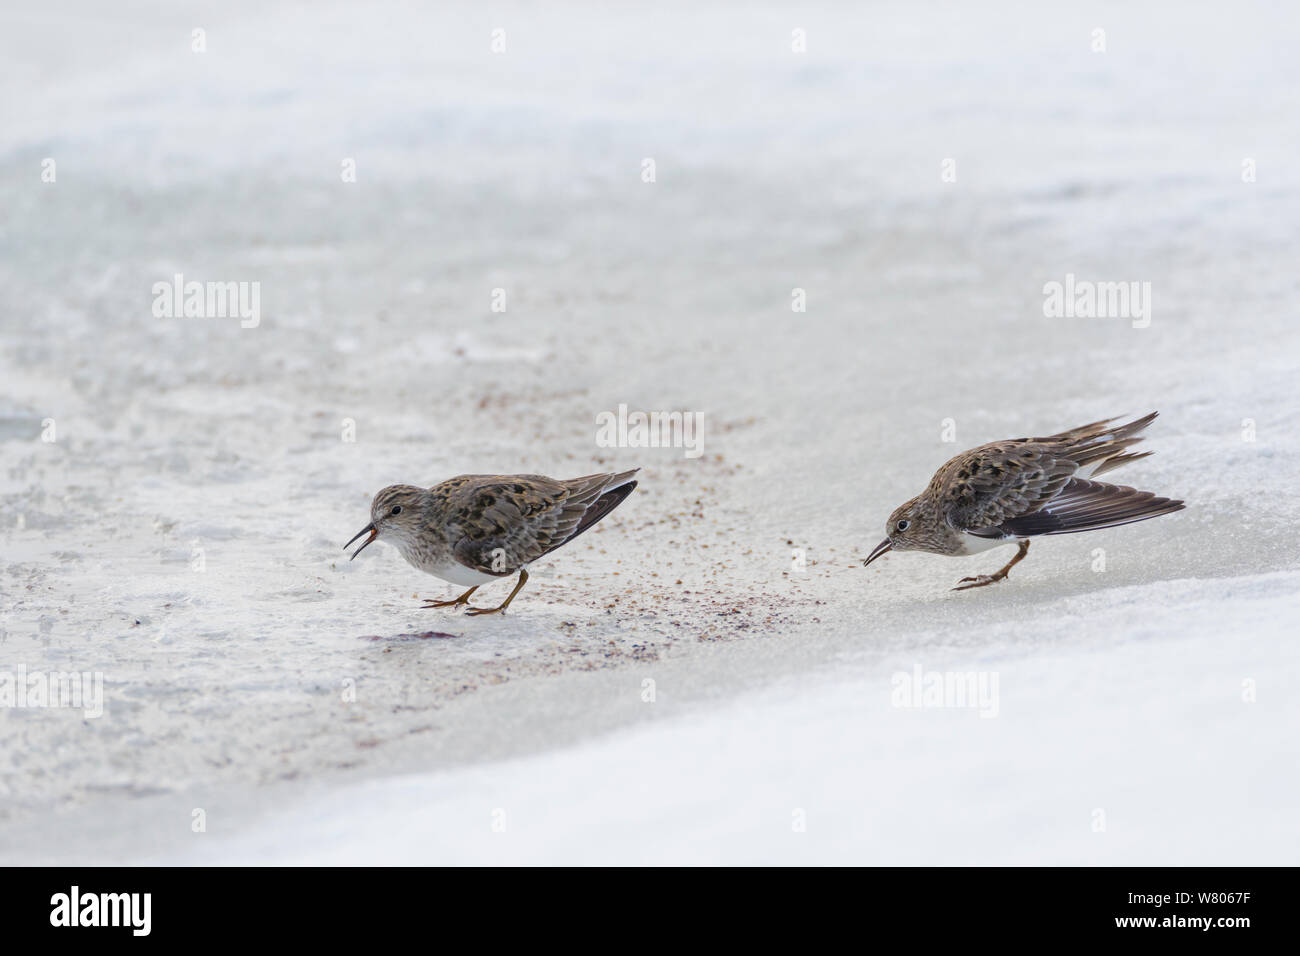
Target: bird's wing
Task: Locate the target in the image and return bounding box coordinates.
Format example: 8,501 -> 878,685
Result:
936,441 -> 1078,533
439,472 -> 636,575
989,478 -> 1184,537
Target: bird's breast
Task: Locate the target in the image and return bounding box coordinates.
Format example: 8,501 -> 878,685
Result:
394,541 -> 500,586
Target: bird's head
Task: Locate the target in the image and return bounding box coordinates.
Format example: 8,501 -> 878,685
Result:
344,484 -> 428,560
863,497 -> 930,567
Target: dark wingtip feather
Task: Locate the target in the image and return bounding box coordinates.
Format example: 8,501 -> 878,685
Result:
554,477 -> 637,551
999,478 -> 1184,537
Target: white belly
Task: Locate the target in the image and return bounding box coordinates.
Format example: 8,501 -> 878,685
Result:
419,558 -> 504,587
384,536 -> 508,586
957,532 -> 1021,556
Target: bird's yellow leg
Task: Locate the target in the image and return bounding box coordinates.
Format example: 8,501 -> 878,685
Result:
465,569 -> 530,616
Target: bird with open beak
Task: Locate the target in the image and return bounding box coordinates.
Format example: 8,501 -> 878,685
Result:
345,470 -> 638,615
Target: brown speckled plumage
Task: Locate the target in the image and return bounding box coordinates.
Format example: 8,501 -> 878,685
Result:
346,470 -> 639,614
863,413 -> 1184,591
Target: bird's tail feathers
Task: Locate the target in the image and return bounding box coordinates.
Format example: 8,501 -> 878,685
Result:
549,469 -> 639,552
1038,411 -> 1161,477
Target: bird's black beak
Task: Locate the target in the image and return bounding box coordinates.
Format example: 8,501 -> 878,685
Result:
863,539 -> 892,567
344,522 -> 377,561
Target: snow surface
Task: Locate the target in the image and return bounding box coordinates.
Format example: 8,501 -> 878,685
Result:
1,0 -> 1298,865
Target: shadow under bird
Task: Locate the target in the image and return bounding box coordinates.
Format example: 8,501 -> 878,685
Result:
345,469 -> 639,614
862,413 -> 1184,591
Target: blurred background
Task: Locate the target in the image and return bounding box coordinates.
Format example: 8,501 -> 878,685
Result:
1,1 -> 1297,864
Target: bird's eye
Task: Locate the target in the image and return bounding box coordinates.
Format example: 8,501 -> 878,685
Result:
896,519 -> 910,532
390,505 -> 402,516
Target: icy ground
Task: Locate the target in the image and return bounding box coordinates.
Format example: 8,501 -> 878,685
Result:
1,1 -> 1297,864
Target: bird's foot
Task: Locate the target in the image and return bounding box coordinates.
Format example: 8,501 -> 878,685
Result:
952,573 -> 1006,591
952,540 -> 1030,592
421,586 -> 479,609
461,569 -> 527,617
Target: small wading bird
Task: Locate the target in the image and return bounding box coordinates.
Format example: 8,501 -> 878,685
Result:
863,413 -> 1184,591
345,470 -> 638,615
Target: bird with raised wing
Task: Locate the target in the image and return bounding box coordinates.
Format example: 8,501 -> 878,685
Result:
862,413 -> 1183,591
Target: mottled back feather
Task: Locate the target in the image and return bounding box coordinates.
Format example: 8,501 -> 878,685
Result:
932,412 -> 1172,534
437,470 -> 638,576
933,443 -> 1076,531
